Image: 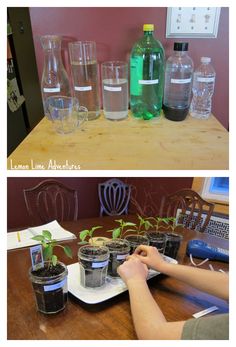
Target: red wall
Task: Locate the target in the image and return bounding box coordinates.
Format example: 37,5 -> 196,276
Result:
7,177 -> 193,229
29,7 -> 229,129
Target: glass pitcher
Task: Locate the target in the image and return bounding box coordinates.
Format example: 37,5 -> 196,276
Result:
40,35 -> 71,119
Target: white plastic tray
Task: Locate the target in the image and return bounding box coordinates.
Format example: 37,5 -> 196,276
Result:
67,255 -> 177,304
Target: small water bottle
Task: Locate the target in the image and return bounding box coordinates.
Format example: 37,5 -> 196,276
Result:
190,57 -> 216,119
163,42 -> 193,121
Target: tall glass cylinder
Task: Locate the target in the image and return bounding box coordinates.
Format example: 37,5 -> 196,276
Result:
69,41 -> 100,121
101,61 -> 128,121
40,35 -> 71,120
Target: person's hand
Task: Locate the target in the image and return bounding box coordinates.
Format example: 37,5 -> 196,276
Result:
117,255 -> 148,286
134,245 -> 167,272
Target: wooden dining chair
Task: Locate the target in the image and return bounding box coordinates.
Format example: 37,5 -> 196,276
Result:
23,179 -> 79,225
98,178 -> 131,216
159,189 -> 215,232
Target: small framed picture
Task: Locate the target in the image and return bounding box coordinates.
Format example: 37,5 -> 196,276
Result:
30,245 -> 44,271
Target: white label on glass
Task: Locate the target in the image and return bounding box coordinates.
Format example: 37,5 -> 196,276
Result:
104,85 -> 122,92
43,87 -> 60,93
197,77 -> 215,83
92,260 -> 109,268
43,278 -> 66,292
74,86 -> 92,91
139,79 -> 159,85
171,78 -> 192,84
116,253 -> 129,260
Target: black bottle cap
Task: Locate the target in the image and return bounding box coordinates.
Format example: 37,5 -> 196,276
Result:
174,42 -> 189,51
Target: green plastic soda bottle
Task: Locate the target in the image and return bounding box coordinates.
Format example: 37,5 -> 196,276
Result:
130,24 -> 165,120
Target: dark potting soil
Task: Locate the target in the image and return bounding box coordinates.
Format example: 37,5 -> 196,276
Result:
164,239 -> 181,259
106,241 -> 130,277
31,263 -> 65,277
33,282 -> 67,314
31,263 -> 67,314
80,247 -> 108,256
79,247 -> 109,288
126,235 -> 149,254
108,253 -> 126,277
147,232 -> 166,252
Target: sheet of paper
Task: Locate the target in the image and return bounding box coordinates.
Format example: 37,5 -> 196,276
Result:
7,220 -> 76,250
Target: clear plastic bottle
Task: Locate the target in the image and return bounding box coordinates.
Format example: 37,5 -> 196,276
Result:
163,42 -> 193,121
40,35 -> 71,120
190,57 -> 216,119
130,24 -> 165,120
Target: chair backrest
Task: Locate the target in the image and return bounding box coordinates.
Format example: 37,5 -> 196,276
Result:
23,180 -> 79,225
159,189 -> 215,232
98,178 -> 131,216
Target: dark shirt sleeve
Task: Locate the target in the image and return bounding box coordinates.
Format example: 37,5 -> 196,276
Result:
181,313 -> 229,340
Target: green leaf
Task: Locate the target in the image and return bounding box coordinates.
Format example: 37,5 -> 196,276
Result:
91,226 -> 102,231
106,229 -> 114,233
63,245 -> 73,258
31,235 -> 45,242
42,230 -> 52,240
115,219 -> 123,226
124,222 -> 136,226
112,228 -> 121,239
78,241 -> 88,245
43,246 -> 53,261
52,255 -> 58,266
79,230 -> 90,241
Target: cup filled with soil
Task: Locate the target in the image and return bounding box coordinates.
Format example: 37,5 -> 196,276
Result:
104,238 -> 130,277
29,261 -> 68,314
164,233 -> 183,259
78,245 -> 109,288
124,234 -> 149,254
146,231 -> 167,253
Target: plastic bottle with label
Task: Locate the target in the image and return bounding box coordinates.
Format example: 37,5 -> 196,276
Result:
163,42 -> 194,121
190,57 -> 216,119
130,24 -> 165,120
40,35 -> 71,120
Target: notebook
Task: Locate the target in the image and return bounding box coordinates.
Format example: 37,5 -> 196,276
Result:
7,220 -> 76,250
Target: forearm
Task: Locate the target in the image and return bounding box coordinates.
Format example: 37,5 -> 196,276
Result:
127,279 -> 185,340
126,279 -> 166,339
160,263 -> 229,301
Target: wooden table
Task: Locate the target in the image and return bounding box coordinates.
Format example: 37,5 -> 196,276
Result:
7,112 -> 228,170
7,216 -> 229,340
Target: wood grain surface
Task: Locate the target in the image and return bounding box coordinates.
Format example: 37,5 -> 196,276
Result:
7,216 -> 229,340
7,112 -> 229,170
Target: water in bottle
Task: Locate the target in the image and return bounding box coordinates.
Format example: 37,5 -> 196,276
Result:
190,57 -> 216,119
130,24 -> 165,120
163,42 -> 193,121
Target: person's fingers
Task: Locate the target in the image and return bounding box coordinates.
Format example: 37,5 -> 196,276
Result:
126,254 -> 139,261
134,245 -> 150,255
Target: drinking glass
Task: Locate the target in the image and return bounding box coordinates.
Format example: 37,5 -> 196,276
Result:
101,61 -> 128,120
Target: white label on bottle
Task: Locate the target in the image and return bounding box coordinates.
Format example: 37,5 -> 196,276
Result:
104,85 -> 122,92
43,87 -> 60,93
92,260 -> 109,268
43,278 -> 67,292
74,86 -> 92,91
116,253 -> 129,260
197,77 -> 215,83
139,79 -> 159,85
171,78 -> 192,84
